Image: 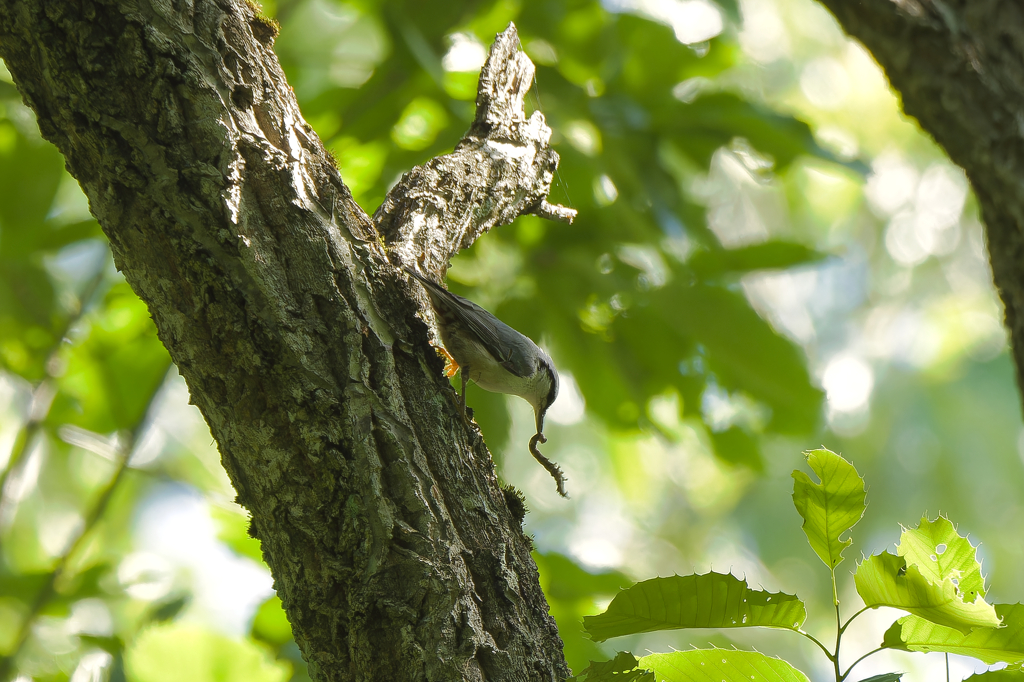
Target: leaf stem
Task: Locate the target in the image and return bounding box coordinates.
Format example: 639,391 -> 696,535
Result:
832,568 -> 842,682
839,605 -> 872,634
839,646 -> 884,681
797,630 -> 835,661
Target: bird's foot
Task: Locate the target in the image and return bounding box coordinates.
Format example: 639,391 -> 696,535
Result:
434,345 -> 460,378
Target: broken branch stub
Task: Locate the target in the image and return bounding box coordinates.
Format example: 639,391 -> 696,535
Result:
375,23 -> 575,277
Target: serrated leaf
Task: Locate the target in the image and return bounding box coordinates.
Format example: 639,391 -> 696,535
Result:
638,649 -> 811,682
791,449 -> 866,570
962,670 -> 1024,681
583,572 -> 806,642
898,516 -> 986,604
854,552 -> 1000,633
881,604 -> 1024,665
569,652 -> 655,682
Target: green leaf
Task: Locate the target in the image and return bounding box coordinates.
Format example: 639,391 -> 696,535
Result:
534,552 -> 633,602
47,282 -> 171,432
79,635 -> 126,655
569,652 -> 655,682
709,425 -> 763,471
0,571 -> 48,600
881,604 -> 1024,666
582,572 -> 806,642
858,675 -> 904,682
791,448 -> 866,570
897,515 -> 987,604
0,133 -> 64,234
962,670 -> 1024,681
854,552 -> 1000,633
637,649 -> 811,682
688,241 -> 828,279
654,283 -> 823,433
663,92 -> 863,173
148,595 -> 190,624
125,623 -> 290,682
881,619 -> 909,651
212,506 -> 264,563
252,595 -> 294,647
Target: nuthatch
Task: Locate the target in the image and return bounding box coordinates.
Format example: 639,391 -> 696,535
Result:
405,267 -> 567,497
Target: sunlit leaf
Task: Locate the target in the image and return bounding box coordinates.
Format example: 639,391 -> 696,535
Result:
961,670 -> 1024,681
791,448 -> 866,570
855,551 -> 1000,633
637,649 -> 811,682
583,572 -> 806,642
881,604 -> 1024,666
897,515 -> 987,604
391,96 -> 448,150
568,651 -> 654,682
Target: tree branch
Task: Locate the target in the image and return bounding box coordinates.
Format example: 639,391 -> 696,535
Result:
0,2 -> 568,680
377,24 -> 575,276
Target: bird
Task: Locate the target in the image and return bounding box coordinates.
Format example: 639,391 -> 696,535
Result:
404,266 -> 567,497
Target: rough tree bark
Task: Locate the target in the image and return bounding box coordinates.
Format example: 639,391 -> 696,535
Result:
815,0 -> 1024,410
0,1 -> 573,680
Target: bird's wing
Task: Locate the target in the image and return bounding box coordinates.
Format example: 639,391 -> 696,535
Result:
406,268 -> 534,377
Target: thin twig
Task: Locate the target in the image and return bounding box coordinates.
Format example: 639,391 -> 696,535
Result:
797,630 -> 835,660
839,604 -> 872,634
840,646 -> 885,681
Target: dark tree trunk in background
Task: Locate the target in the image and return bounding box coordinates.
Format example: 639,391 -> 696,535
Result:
0,1 -> 571,680
816,0 -> 1024,411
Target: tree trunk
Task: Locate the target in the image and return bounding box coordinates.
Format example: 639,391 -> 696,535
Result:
816,0 -> 1024,411
0,1 -> 572,680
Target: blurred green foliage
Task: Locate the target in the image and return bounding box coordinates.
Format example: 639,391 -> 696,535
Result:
0,0 -> 1020,680
577,452 -> 1020,682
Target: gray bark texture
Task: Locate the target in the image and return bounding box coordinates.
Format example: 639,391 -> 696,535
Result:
815,0 -> 1024,411
0,1 -> 573,680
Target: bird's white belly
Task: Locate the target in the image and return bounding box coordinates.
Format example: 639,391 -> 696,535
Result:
443,333 -> 539,400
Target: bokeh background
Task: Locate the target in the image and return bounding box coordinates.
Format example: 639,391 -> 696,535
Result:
0,0 -> 1019,680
